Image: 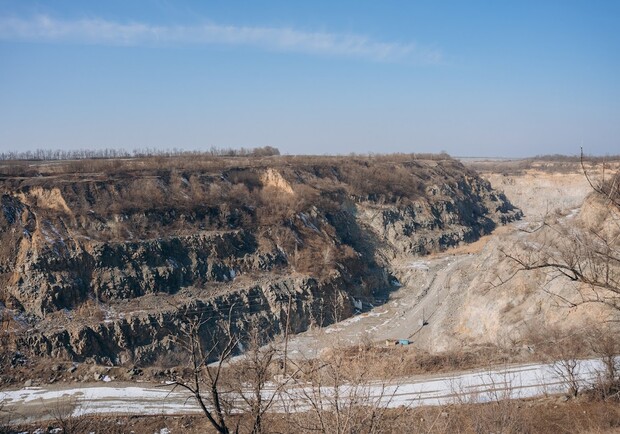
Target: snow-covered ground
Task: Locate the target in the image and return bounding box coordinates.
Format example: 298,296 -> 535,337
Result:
0,358 -> 609,424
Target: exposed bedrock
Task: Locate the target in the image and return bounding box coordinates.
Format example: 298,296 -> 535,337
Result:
0,156 -> 521,364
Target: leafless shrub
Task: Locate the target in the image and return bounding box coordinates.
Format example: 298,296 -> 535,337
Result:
448,369 -> 529,434
282,347 -> 402,434
44,397 -> 94,434
228,324 -> 286,434
524,325 -> 589,397
0,396 -> 12,433
585,325 -> 620,400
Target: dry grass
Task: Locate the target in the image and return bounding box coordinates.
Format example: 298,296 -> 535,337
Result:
381,399 -> 620,434
74,299 -> 106,322
465,155 -> 620,177
7,398 -> 620,434
312,343 -> 525,382
0,152 -> 452,178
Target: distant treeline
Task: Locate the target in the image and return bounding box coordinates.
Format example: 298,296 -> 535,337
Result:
532,153 -> 620,162
0,146 -> 281,161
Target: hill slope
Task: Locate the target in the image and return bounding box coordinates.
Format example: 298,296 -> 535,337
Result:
0,155 -> 521,365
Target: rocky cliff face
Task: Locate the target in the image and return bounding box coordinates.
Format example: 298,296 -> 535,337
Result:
357,176 -> 516,256
0,155 -> 521,364
23,276 -> 353,365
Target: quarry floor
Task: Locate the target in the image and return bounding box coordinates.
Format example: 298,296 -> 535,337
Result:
283,169 -> 595,358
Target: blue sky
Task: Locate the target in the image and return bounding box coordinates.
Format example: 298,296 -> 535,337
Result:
0,1 -> 618,157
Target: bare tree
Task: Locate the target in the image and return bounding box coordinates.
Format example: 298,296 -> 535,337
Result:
229,323 -> 285,434
502,151 -> 620,312
166,305 -> 296,434
500,153 -> 620,401
167,305 -> 239,434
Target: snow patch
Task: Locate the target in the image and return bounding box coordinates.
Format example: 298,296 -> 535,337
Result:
298,212 -> 319,232
408,261 -> 430,271
352,298 -> 363,311
4,358 -> 617,419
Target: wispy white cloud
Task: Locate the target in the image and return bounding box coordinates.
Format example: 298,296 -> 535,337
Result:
0,15 -> 442,63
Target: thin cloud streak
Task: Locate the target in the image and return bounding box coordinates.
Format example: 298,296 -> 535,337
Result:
0,15 -> 442,63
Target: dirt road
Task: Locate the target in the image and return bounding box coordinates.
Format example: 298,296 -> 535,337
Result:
284,252 -> 476,359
